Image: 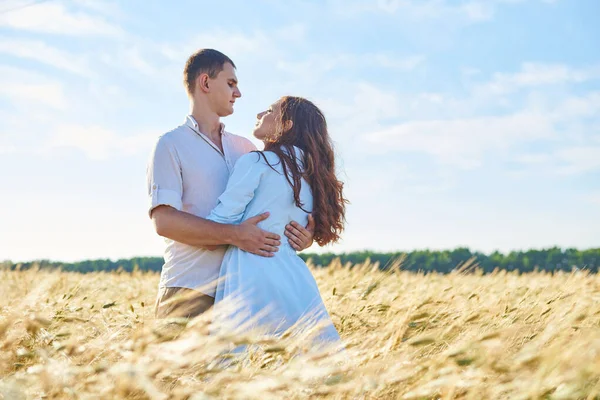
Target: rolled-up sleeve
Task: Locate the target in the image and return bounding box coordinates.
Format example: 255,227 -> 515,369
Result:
146,135 -> 183,217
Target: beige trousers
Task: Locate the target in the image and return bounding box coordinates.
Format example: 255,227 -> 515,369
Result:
154,287 -> 215,319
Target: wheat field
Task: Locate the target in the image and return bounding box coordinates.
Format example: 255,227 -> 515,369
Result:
1,261 -> 599,399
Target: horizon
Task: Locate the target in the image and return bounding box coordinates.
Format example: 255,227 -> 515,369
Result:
4,245 -> 599,264
1,0 -> 599,262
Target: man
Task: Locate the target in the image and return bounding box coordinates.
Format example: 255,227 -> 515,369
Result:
147,49 -> 314,319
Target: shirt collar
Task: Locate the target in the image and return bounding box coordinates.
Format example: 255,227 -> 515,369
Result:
185,115 -> 226,136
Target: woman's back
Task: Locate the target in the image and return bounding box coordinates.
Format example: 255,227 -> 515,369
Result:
208,146 -> 313,246
242,148 -> 313,242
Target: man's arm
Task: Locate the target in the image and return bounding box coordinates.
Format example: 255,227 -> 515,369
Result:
152,205 -> 281,257
147,135 -> 280,257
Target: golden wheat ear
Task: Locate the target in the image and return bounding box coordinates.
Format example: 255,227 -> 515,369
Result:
2,264 -> 598,399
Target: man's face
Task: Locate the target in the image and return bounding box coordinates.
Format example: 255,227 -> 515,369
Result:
203,62 -> 241,117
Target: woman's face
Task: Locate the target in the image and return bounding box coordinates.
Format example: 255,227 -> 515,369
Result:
253,100 -> 282,142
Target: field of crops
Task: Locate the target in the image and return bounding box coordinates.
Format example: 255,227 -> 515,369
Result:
1,261 -> 599,399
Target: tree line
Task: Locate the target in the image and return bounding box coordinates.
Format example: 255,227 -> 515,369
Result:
2,247 -> 598,274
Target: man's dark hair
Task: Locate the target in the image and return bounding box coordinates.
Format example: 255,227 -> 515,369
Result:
183,49 -> 236,95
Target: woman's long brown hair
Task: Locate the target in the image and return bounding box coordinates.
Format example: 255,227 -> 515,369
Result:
257,96 -> 348,246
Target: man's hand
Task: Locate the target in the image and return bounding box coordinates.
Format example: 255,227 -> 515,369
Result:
233,212 -> 281,257
285,214 -> 315,251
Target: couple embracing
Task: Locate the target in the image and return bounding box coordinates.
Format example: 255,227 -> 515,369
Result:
147,49 -> 347,346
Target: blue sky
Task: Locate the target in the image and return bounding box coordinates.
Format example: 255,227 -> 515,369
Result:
1,0 -> 599,262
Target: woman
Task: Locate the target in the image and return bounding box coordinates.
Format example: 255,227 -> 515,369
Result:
207,96 -> 347,345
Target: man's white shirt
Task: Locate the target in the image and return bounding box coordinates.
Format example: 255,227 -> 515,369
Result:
147,115 -> 256,296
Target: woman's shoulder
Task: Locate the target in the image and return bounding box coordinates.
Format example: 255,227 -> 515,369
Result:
240,146 -> 305,173
262,145 -> 304,159
235,151 -> 266,168
250,149 -> 281,166
234,151 -> 285,175
260,146 -> 305,171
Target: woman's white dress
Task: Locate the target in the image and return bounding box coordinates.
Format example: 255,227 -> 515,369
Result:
206,146 -> 340,345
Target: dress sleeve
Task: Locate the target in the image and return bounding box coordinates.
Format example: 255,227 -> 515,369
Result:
206,152 -> 265,225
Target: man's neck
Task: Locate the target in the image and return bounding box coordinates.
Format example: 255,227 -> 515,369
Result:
190,102 -> 222,140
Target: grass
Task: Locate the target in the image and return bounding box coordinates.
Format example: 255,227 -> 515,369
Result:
1,260 -> 599,399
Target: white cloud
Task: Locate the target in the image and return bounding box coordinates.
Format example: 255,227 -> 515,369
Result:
271,23 -> 308,45
553,91 -> 600,118
366,111 -> 554,169
334,0 -> 557,22
356,85 -> 600,171
0,1 -> 124,37
512,93 -> 600,176
2,81 -> 68,109
330,0 -> 455,20
476,63 -> 600,95
0,37 -> 92,76
0,66 -> 69,109
374,54 -> 425,69
71,0 -> 125,18
515,153 -> 553,165
277,53 -> 424,76
100,45 -> 160,76
583,192 -> 600,205
317,82 -> 403,141
49,125 -> 155,160
372,0 -> 457,18
460,2 -> 495,21
0,144 -> 17,154
555,146 -> 600,175
519,144 -> 600,176
159,30 -> 277,64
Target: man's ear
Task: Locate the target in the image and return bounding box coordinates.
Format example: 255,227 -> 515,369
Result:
198,73 -> 210,93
